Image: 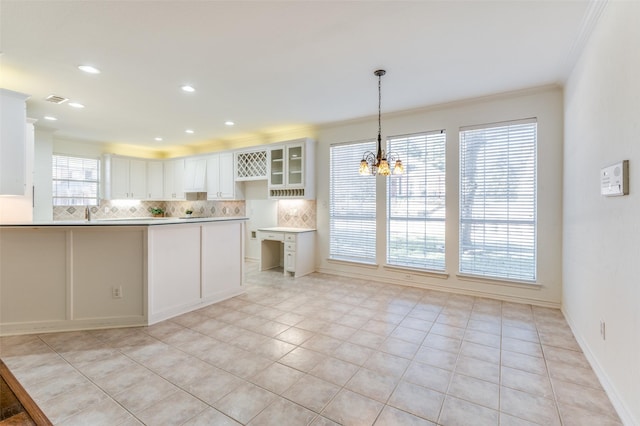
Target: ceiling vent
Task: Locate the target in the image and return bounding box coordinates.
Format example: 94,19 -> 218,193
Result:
45,94 -> 68,104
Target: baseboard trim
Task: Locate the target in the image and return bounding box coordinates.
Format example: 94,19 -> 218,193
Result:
562,307 -> 637,426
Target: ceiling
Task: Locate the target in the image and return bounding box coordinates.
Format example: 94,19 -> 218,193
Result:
1,1 -> 596,150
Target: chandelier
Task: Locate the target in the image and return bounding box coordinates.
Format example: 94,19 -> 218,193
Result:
359,69 -> 404,176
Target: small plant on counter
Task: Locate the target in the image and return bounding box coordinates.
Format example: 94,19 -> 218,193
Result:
150,207 -> 164,217
185,209 -> 193,215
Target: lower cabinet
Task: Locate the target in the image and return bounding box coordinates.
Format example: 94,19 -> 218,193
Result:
258,228 -> 316,278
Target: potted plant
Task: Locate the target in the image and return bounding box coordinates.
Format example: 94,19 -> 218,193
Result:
185,209 -> 193,218
150,207 -> 164,217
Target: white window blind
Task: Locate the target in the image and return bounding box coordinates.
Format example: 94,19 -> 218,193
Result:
387,131 -> 446,271
329,141 -> 377,264
52,154 -> 100,206
459,119 -> 537,281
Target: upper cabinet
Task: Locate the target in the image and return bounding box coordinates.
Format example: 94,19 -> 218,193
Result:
146,161 -> 164,199
207,152 -> 243,200
267,138 -> 315,199
163,158 -> 185,200
184,158 -> 207,192
0,89 -> 29,195
104,155 -> 148,200
235,149 -> 267,181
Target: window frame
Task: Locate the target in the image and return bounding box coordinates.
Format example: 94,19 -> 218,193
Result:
52,153 -> 101,206
458,118 -> 538,282
386,130 -> 447,272
329,139 -> 378,265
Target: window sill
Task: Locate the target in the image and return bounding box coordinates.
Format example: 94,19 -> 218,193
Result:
327,258 -> 379,269
456,273 -> 541,289
383,264 -> 449,280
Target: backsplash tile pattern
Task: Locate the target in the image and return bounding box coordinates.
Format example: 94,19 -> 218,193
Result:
53,200 -> 245,221
277,199 -> 316,228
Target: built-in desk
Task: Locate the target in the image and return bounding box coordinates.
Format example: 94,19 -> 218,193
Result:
258,227 -> 316,277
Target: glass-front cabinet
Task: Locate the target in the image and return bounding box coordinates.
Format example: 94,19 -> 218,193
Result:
269,147 -> 285,187
267,138 -> 315,199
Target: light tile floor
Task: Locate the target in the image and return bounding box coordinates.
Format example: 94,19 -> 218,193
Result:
0,263 -> 623,425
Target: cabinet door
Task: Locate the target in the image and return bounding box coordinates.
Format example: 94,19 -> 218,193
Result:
128,159 -> 147,199
286,144 -> 304,187
164,159 -> 185,199
268,146 -> 285,188
218,152 -> 235,199
110,157 -> 130,199
206,154 -> 221,199
285,250 -> 296,272
184,158 -> 207,192
147,161 -> 164,199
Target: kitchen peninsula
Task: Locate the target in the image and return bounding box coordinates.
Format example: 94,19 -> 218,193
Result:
0,217 -> 246,336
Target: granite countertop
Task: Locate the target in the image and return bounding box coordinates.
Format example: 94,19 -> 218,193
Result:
0,216 -> 248,227
258,226 -> 316,233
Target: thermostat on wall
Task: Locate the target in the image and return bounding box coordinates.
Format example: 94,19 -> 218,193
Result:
600,160 -> 629,196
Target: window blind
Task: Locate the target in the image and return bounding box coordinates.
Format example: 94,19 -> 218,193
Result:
459,119 -> 537,281
52,154 -> 100,206
387,131 -> 446,271
329,141 -> 377,264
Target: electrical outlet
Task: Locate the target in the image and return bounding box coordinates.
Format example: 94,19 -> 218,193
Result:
112,286 -> 123,299
600,319 -> 606,340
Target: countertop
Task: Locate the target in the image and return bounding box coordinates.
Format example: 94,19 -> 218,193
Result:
258,227 -> 316,233
0,216 -> 248,227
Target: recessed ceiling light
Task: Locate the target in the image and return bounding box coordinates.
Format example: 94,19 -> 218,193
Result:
185,129 -> 194,134
78,65 -> 100,74
224,121 -> 235,126
44,116 -> 58,121
154,137 -> 163,142
68,102 -> 85,108
181,85 -> 195,93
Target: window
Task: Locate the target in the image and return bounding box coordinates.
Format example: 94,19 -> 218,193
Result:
329,141 -> 377,264
52,154 -> 100,206
387,131 -> 446,270
459,119 -> 537,281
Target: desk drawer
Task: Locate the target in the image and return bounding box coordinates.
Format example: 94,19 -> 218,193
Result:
260,232 -> 284,242
284,234 -> 296,242
284,242 -> 296,252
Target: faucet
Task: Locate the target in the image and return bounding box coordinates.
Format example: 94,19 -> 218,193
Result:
85,206 -> 91,222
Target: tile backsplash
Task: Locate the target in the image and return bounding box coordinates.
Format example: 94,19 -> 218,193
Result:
277,199 -> 316,229
53,200 -> 245,221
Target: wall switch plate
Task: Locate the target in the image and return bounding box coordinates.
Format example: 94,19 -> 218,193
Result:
601,160 -> 629,196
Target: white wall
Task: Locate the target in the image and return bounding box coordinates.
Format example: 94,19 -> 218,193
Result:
563,2 -> 639,424
316,88 -> 564,307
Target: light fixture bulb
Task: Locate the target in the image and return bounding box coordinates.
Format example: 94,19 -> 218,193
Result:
78,65 -> 100,74
378,159 -> 391,176
393,160 -> 404,175
154,137 -> 163,141
185,129 -> 194,134
181,85 -> 195,93
44,116 -> 57,121
68,102 -> 85,108
359,160 -> 371,176
225,121 -> 235,126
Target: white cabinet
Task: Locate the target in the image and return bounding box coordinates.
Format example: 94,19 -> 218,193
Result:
146,161 -> 164,199
0,89 -> 29,195
105,155 -> 148,199
164,159 -> 185,200
184,158 -> 207,192
267,138 -> 315,199
207,152 -> 242,200
258,229 -> 316,278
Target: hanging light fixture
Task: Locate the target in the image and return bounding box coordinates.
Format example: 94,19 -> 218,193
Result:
359,69 -> 404,176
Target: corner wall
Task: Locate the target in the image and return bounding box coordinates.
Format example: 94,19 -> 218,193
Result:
563,2 -> 639,424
